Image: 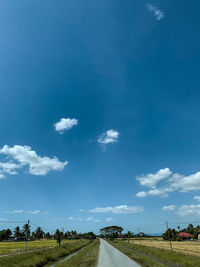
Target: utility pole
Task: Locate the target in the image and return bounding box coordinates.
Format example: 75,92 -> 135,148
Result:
25,220 -> 30,250
166,221 -> 172,251
138,227 -> 141,245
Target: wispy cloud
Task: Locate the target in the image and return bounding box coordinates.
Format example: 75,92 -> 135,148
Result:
106,217 -> 113,222
68,216 -> 75,221
163,205 -> 176,211
136,168 -> 200,198
54,118 -> 78,134
86,216 -> 100,222
177,204 -> 200,217
90,205 -> 144,214
194,196 -> 200,202
0,145 -> 67,177
98,129 -> 119,145
27,210 -> 40,215
79,209 -> 84,212
6,209 -> 23,214
147,4 -> 164,21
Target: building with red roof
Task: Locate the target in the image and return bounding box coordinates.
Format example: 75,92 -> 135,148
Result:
178,232 -> 193,241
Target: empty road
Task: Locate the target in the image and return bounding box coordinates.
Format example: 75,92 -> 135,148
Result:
98,239 -> 141,267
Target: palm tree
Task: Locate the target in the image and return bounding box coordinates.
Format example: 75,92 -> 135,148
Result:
13,226 -> 21,240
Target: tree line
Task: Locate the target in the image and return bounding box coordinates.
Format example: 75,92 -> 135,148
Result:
0,223 -> 96,246
163,224 -> 200,241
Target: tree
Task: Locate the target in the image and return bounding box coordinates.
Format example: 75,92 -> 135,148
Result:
0,229 -> 12,241
22,223 -> 31,239
13,226 -> 21,240
163,228 -> 177,241
34,227 -> 44,239
54,229 -> 63,247
45,232 -> 51,239
100,226 -> 123,239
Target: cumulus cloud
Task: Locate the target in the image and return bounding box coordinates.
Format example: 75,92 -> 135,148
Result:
90,205 -> 144,214
136,168 -> 200,198
163,205 -> 176,211
27,210 -> 40,215
177,204 -> 200,217
136,168 -> 171,188
194,196 -> 200,202
147,4 -> 164,21
86,217 -> 100,222
54,118 -> 78,133
106,217 -> 113,222
98,129 -> 119,144
0,145 -> 67,176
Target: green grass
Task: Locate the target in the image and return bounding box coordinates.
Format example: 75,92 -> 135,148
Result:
0,239 -> 59,255
59,239 -> 100,267
110,240 -> 200,267
0,240 -> 90,267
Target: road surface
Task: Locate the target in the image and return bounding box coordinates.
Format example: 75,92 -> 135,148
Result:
98,239 -> 141,267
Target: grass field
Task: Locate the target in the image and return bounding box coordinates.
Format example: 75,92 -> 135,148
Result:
0,240 -> 90,267
60,239 -> 100,267
0,239 -> 60,255
111,240 -> 200,267
127,238 -> 200,257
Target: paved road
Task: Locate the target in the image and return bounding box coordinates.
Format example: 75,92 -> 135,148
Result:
97,239 -> 141,267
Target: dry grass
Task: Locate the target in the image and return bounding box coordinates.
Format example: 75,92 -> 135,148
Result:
0,239 -> 75,255
127,238 -> 200,257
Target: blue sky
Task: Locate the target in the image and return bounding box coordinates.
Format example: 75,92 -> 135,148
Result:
0,0 -> 200,235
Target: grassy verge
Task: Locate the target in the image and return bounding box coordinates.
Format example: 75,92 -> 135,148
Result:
59,239 -> 100,267
110,240 -> 200,267
0,240 -> 90,267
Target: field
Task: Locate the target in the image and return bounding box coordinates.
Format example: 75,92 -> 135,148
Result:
0,239 -> 74,255
127,238 -> 200,257
111,240 -> 200,267
0,240 -> 91,266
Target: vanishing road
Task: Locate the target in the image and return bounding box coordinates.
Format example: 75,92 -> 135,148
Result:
98,239 -> 141,267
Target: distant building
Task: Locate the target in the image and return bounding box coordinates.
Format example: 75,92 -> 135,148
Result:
178,232 -> 193,241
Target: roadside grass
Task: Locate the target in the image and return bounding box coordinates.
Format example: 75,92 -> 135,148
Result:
109,241 -> 165,267
59,239 -> 100,267
0,239 -> 59,255
0,240 -> 90,267
111,240 -> 200,267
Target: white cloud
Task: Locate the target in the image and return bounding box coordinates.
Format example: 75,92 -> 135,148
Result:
98,129 -> 119,144
6,209 -> 23,214
27,210 -> 40,215
0,145 -> 67,176
54,118 -> 78,133
163,205 -> 176,211
86,216 -> 100,222
90,205 -> 144,214
136,168 -> 171,188
147,4 -> 164,21
136,168 -> 200,198
106,217 -> 113,222
0,162 -> 21,175
194,196 -> 200,202
177,204 -> 200,217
